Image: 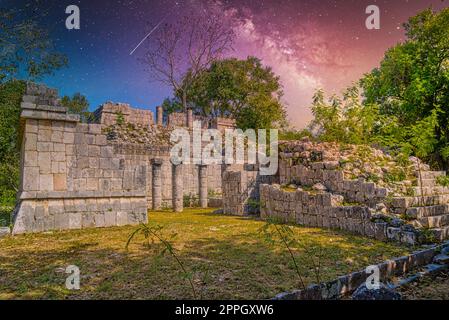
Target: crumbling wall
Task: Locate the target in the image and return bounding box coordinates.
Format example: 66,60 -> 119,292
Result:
93,102 -> 154,127
279,159 -> 388,207
259,184 -> 417,245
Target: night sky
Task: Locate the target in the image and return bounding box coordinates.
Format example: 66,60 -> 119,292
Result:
5,0 -> 449,127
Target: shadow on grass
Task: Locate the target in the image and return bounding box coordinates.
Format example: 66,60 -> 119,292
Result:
0,219 -> 409,300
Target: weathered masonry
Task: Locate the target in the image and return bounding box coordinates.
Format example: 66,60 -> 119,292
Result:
222,139 -> 449,244
13,83 -> 234,234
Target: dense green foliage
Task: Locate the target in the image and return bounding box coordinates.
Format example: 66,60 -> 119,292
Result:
0,80 -> 25,210
165,57 -> 287,129
309,8 -> 449,167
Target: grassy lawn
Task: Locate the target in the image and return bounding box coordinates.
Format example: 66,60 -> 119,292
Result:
0,208 -> 411,299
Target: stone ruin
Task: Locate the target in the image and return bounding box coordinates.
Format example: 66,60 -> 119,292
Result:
12,83 -> 449,245
222,139 -> 449,245
12,83 -> 236,234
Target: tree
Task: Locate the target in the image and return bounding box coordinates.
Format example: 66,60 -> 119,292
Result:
141,9 -> 234,112
61,93 -> 92,123
0,80 -> 25,206
0,2 -> 68,211
0,5 -> 67,82
309,86 -> 378,145
176,57 -> 287,129
361,8 -> 449,165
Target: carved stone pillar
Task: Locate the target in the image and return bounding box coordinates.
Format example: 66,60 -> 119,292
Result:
172,163 -> 183,212
151,158 -> 163,210
198,164 -> 208,208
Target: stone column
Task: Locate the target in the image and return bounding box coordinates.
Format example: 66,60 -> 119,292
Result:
198,164 -> 208,208
172,163 -> 183,212
156,106 -> 163,126
151,158 -> 163,210
186,108 -> 193,129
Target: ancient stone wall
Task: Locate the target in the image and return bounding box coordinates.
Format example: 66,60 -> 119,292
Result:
14,84 -> 148,234
259,184 -> 417,245
279,159 -> 388,207
222,166 -> 277,215
93,102 -> 154,127
14,83 -> 230,234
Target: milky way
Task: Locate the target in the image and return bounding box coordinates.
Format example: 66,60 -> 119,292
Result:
5,0 -> 449,127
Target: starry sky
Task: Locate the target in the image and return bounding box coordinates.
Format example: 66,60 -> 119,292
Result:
5,0 -> 449,128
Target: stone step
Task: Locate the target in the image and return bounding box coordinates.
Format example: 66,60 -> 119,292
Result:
417,179 -> 438,188
406,204 -> 449,218
430,226 -> 449,242
391,194 -> 449,211
415,171 -> 446,179
418,214 -> 449,228
412,186 -> 449,196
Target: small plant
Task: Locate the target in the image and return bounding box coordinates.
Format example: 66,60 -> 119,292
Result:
116,111 -> 125,125
246,199 -> 260,212
405,187 -> 415,197
366,173 -> 380,183
436,175 -> 449,187
207,189 -> 221,198
384,168 -> 406,183
417,228 -> 437,244
183,194 -> 199,207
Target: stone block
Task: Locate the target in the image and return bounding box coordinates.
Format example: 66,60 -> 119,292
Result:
38,129 -> 51,142
82,212 -> 95,228
51,130 -> 63,143
55,213 -> 69,230
37,142 -> 53,152
88,145 -> 100,157
95,135 -> 107,146
63,199 -> 75,212
374,222 -> 387,241
85,198 -> 98,211
99,158 -> 112,169
104,211 -> 116,226
88,124 -> 101,134
39,174 -> 54,191
53,173 -> 67,191
86,178 -> 98,191
100,146 -> 114,158
89,157 -> 99,168
63,132 -> 75,144
66,144 -> 75,155
117,211 -> 128,226
51,121 -> 65,131
69,212 -> 82,229
53,143 -> 65,152
24,151 -> 38,167
94,213 -> 105,227
73,199 -> 87,212
51,151 -> 65,162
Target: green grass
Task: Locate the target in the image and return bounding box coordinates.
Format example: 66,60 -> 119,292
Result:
0,208 -> 410,299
